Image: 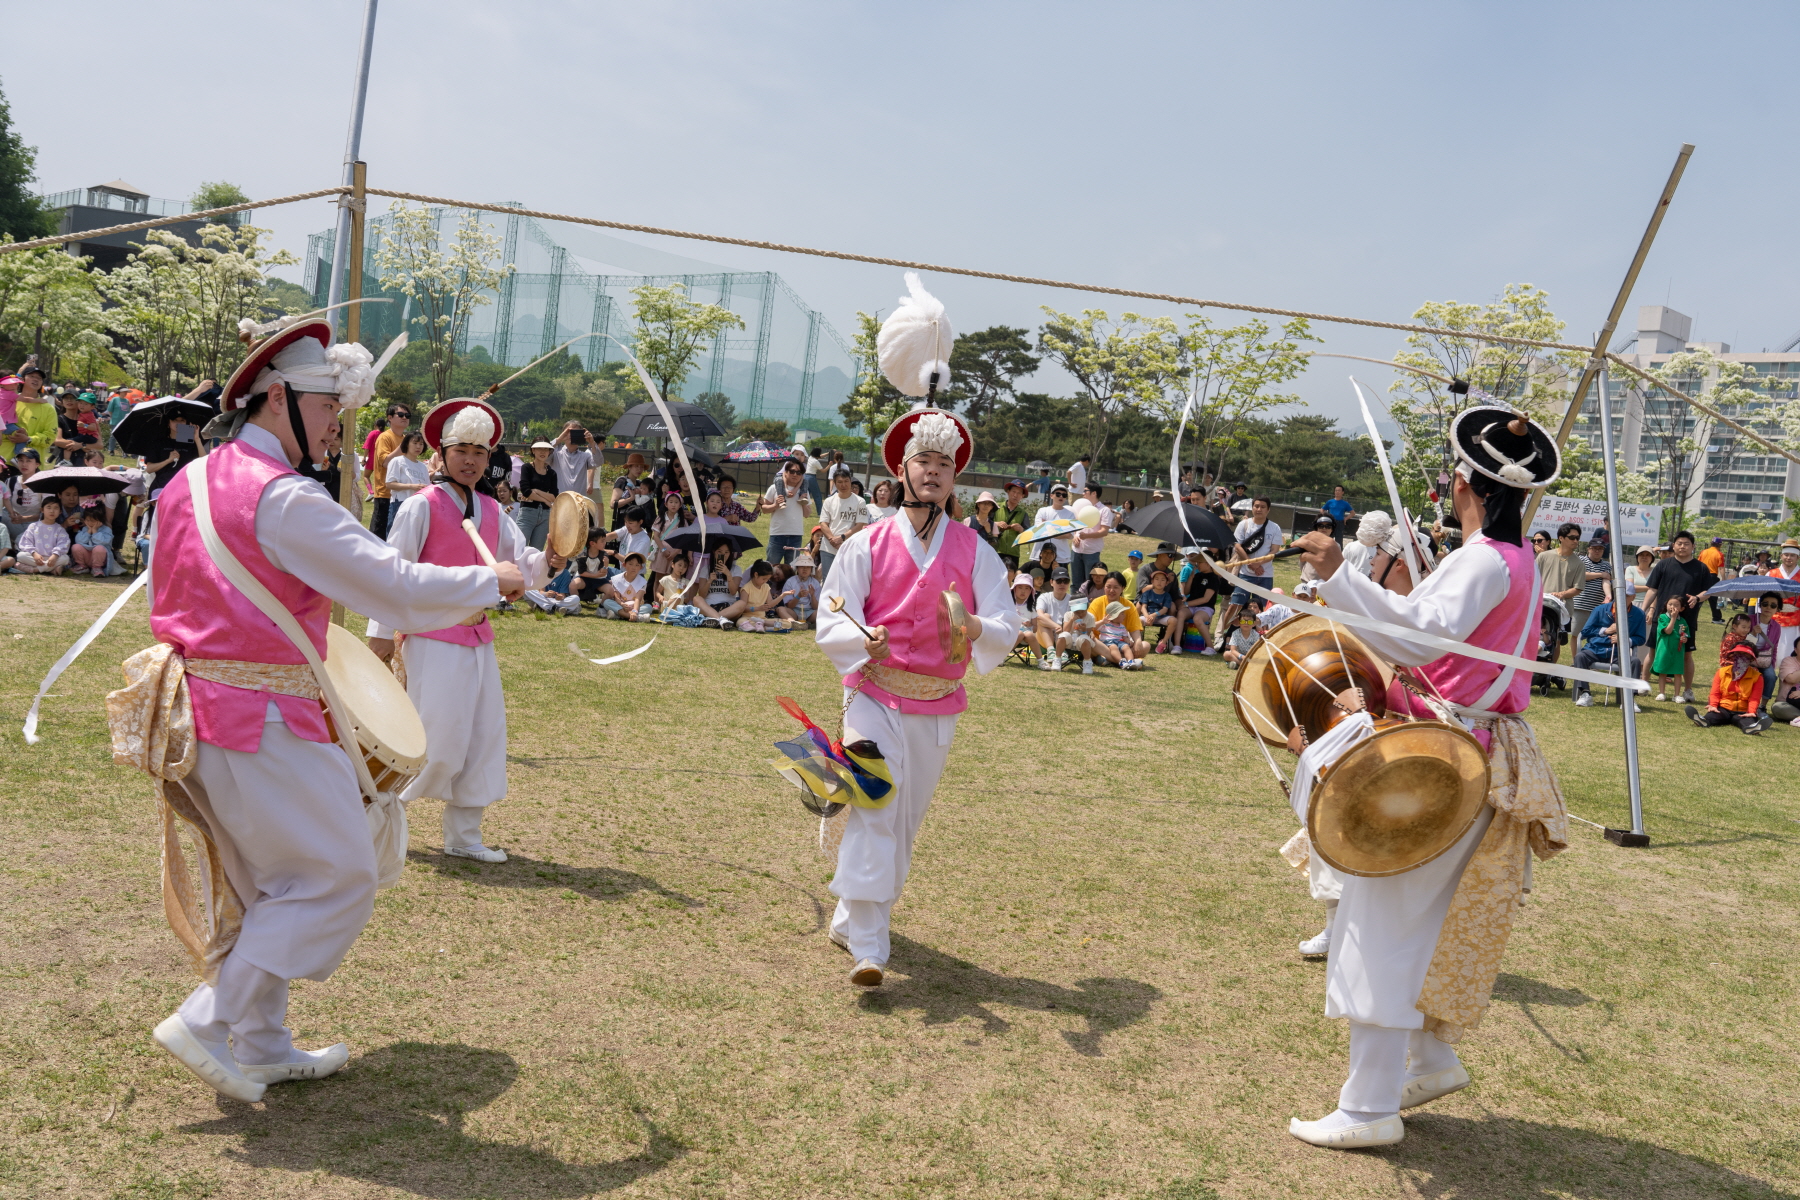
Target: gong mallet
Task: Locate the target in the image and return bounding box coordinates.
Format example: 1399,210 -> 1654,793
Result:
826,595 -> 877,640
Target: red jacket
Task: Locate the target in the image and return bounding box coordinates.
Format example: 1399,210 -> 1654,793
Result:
1708,664 -> 1764,714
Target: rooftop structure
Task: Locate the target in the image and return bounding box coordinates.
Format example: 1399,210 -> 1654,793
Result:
39,181 -> 242,270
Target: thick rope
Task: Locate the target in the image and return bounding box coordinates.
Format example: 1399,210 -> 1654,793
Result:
0,188 -> 351,255
363,187 -> 1600,356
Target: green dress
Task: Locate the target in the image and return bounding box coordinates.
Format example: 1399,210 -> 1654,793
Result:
1651,612 -> 1690,675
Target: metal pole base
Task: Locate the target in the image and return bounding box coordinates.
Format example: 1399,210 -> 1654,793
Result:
1604,827 -> 1651,848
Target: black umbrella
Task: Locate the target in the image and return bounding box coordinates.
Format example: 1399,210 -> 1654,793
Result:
1117,500 -> 1234,550
25,465 -> 131,497
111,394 -> 216,458
679,440 -> 718,467
608,401 -> 726,441
662,521 -> 762,554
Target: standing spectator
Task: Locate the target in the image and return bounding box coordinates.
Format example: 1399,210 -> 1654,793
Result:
715,474 -> 753,525
103,387 -> 130,454
1687,644 -> 1766,733
1766,540 -> 1800,665
817,466 -> 868,580
1649,596 -> 1692,701
1218,496 -> 1283,643
552,422 -> 595,496
1139,566 -> 1182,654
995,479 -> 1033,568
610,453 -> 650,528
1572,589 -> 1646,710
367,404 -> 411,539
1067,454 -> 1091,495
1120,548 -> 1143,596
1535,523 -> 1587,664
1036,465 -> 1054,498
14,365 -> 58,463
14,497 -> 70,574
1697,537 -> 1727,623
514,441 -> 558,550
1033,567 -> 1075,669
1069,481 -> 1114,580
384,431 -> 431,508
964,491 -> 1002,553
1033,483 -> 1078,568
1571,538 -> 1611,643
1641,530 -> 1718,703
865,478 -> 899,522
795,443 -> 824,509
1321,485 -> 1356,541
761,457 -> 814,565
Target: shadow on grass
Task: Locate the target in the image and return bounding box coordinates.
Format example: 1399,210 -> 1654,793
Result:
409,849 -> 702,908
1380,1113 -> 1797,1199
183,1041 -> 683,1198
1492,972 -> 1609,1064
859,933 -> 1161,1057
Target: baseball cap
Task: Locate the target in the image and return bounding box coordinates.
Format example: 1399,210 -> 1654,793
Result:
1127,549 -> 1143,560
1051,483 -> 1068,494
1006,478 -> 1027,490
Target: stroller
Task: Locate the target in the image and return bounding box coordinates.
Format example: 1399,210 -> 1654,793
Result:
1533,594 -> 1571,695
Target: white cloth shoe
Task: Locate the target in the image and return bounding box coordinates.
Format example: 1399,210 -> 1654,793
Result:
1298,928 -> 1332,957
1574,693 -> 1593,707
445,844 -> 507,863
828,927 -> 851,953
240,1043 -> 351,1086
1288,1110 -> 1404,1148
153,1014 -> 266,1103
1401,1064 -> 1471,1109
850,958 -> 884,987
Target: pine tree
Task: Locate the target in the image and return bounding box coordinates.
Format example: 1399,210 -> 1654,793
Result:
0,80 -> 56,242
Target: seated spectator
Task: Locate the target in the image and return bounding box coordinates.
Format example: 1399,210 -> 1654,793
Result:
568,529 -> 612,607
656,551 -> 695,610
1033,567 -> 1075,670
605,506 -> 654,570
1121,548 -> 1143,596
1026,541 -> 1060,591
1088,571 -> 1147,669
601,552 -> 651,621
523,559 -> 582,615
1224,610 -> 1261,668
776,553 -> 820,625
734,559 -> 780,630
14,497 -> 69,574
1009,572 -> 1041,664
1771,651 -> 1800,726
1075,564 -> 1110,604
1064,608 -> 1100,675
715,474 -> 753,525
1572,589 -> 1646,711
1133,543 -> 1178,600
69,506 -> 118,577
1139,567 -> 1181,654
1178,548 -> 1222,654
698,544 -> 744,628
1686,644 -> 1766,734
0,518 -> 12,573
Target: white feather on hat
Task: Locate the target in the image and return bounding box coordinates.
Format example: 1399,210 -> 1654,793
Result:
442,405 -> 497,449
877,273 -> 954,399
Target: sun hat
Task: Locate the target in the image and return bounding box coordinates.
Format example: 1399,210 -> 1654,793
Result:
530,440 -> 554,451
792,552 -> 816,568
976,491 -> 997,506
1012,572 -> 1035,590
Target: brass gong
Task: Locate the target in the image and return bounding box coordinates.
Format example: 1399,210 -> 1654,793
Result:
1307,719 -> 1490,877
937,588 -> 971,665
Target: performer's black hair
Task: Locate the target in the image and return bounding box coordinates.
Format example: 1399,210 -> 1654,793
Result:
1464,468 -> 1525,545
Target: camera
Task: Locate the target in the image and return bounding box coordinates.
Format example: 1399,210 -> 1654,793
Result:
569,428 -> 588,447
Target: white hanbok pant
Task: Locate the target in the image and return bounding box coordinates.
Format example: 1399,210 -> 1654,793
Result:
400,635 -> 509,849
828,691 -> 957,965
174,719 -> 377,1065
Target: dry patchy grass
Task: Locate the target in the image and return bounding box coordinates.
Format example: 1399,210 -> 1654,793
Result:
0,557 -> 1796,1200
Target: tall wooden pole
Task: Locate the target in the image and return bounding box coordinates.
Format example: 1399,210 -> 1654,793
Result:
332,161 -> 369,628
1525,143 -> 1693,526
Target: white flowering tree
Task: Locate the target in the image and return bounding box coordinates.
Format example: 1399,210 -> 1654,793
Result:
371,204 -> 510,405
1171,313 -> 1316,488
0,241 -> 108,380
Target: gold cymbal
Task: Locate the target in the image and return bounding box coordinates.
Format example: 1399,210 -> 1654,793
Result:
1308,719 -> 1490,877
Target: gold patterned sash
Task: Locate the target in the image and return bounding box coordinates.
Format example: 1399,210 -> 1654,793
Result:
106,645 -> 332,984
862,661 -> 961,702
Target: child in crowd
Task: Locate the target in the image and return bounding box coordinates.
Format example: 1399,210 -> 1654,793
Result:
1687,643 -> 1765,734
1009,572 -> 1040,663
1027,542 -> 1059,591
606,506 -> 654,571
0,519 -> 13,573
0,374 -> 23,450
736,559 -> 779,631
1224,611 -> 1261,668
14,497 -> 69,574
1087,572 -> 1146,669
776,553 -> 820,626
1650,594 -> 1691,701
656,551 -> 694,611
523,559 -> 582,615
698,542 -> 744,629
1139,567 -> 1181,654
70,506 -> 115,576
1034,567 -> 1074,670
568,528 -> 612,608
601,552 -> 650,621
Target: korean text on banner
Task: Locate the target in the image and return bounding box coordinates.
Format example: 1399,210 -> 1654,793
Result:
1527,494 -> 1662,548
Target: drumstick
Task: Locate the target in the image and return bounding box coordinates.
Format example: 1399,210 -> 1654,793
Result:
460,518 -> 500,567
826,595 -> 877,640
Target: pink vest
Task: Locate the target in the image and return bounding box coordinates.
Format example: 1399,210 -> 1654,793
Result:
411,483 -> 498,646
851,518 -> 979,715
1387,534 -> 1539,751
151,439 -> 331,752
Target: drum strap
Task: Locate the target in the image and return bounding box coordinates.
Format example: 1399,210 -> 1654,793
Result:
1467,562 -> 1543,714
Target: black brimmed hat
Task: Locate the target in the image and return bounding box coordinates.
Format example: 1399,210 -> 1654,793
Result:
1451,406 -> 1560,488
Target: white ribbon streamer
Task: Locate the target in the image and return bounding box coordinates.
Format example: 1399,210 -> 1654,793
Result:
569,637 -> 657,666
605,336 -> 711,563
22,570 -> 153,744
1205,551 -> 1650,694
1349,376 -> 1426,580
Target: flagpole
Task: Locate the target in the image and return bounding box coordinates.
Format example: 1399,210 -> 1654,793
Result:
325,0 -> 380,334
1597,364 -> 1649,847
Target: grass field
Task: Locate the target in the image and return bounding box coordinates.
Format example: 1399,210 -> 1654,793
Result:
2,539 -> 1797,1200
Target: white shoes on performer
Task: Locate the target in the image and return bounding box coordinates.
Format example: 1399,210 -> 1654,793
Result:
1297,928 -> 1332,957
850,958 -> 884,987
153,1014 -> 266,1103
240,1043 -> 351,1086
828,927 -> 851,953
445,844 -> 507,864
1288,1109 -> 1404,1148
1401,1063 -> 1471,1109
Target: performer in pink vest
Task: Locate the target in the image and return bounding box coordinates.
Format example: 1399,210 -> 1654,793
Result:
139,319 -> 524,1104
1286,406 -> 1570,1149
814,276 -> 1020,988
368,397 -> 555,863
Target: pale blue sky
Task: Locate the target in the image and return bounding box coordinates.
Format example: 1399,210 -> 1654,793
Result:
9,0 -> 1797,434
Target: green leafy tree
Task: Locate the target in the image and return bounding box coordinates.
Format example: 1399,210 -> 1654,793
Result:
738,418 -> 791,445
1239,414 -> 1384,497
620,283 -> 745,403
372,203 -> 512,404
560,373 -> 624,433
692,390 -> 739,436
1037,308 -> 1181,464
1625,348 -> 1761,526
373,375 -> 416,408
948,326 -> 1038,422
0,82 -> 55,242
189,181 -> 250,219
1555,439 -> 1658,505
840,311 -> 912,471
1171,314 -> 1316,488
